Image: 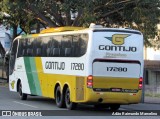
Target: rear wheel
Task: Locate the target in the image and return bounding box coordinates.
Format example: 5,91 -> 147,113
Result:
18,82 -> 27,100
109,104 -> 120,110
94,104 -> 109,109
55,86 -> 65,108
65,87 -> 77,110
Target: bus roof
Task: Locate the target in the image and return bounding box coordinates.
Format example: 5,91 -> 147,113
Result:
17,24 -> 141,40
40,26 -> 85,34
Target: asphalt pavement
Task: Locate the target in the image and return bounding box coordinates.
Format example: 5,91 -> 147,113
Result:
0,79 -> 160,118
1,78 -> 160,110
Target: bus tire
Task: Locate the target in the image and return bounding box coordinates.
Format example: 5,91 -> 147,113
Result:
65,87 -> 77,110
18,82 -> 27,100
94,104 -> 109,109
109,104 -> 120,110
55,86 -> 65,108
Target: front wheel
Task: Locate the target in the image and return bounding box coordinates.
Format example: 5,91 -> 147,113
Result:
18,82 -> 27,100
65,87 -> 77,110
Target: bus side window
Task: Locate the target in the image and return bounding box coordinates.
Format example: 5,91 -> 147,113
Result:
42,44 -> 47,57
33,38 -> 43,57
61,35 -> 72,57
36,48 -> 41,56
72,35 -> 80,57
22,49 -> 25,56
60,41 -> 64,57
65,48 -> 71,57
52,48 -> 60,56
73,41 -> 79,57
49,37 -> 60,57
17,39 -> 25,57
47,48 -> 51,57
9,40 -> 18,74
26,49 -> 33,56
79,34 -> 88,56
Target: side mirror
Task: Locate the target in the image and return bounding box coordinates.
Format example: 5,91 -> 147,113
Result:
6,52 -> 11,61
6,51 -> 11,57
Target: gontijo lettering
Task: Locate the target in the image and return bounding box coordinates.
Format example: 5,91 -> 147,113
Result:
45,61 -> 65,70
99,45 -> 137,52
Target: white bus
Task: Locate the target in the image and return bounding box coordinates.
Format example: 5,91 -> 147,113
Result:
9,24 -> 144,110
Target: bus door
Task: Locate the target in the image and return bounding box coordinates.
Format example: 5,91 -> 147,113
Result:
9,40 -> 18,75
9,39 -> 19,90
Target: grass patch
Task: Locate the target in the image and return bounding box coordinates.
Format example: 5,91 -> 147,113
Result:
145,93 -> 160,98
0,82 -> 8,87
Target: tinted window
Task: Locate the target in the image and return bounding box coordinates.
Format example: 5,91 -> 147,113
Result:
9,40 -> 18,74
17,33 -> 88,57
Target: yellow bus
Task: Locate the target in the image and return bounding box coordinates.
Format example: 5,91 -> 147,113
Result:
9,24 -> 144,110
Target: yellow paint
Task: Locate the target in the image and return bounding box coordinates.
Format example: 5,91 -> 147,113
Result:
47,74 -> 77,100
34,58 -> 141,104
84,76 -> 141,104
32,34 -> 39,38
40,27 -> 85,34
34,57 -> 47,96
85,88 -> 142,104
93,76 -> 139,89
11,80 -> 15,89
112,34 -> 130,45
34,57 -> 77,101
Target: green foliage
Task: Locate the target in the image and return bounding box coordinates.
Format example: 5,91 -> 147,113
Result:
0,0 -> 160,47
123,0 -> 160,46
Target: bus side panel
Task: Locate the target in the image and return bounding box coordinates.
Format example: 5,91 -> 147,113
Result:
46,74 -> 77,99
35,57 -> 48,97
36,57 -> 86,102
9,57 -> 31,95
19,57 -> 42,96
37,73 -> 86,102
40,57 -> 87,101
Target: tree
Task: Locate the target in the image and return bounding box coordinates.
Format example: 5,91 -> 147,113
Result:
1,0 -> 35,36
93,0 -> 160,46
0,0 -> 160,45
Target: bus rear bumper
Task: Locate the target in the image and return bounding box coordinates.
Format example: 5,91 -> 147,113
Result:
84,89 -> 142,104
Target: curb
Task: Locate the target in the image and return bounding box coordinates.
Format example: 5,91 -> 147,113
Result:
143,102 -> 160,104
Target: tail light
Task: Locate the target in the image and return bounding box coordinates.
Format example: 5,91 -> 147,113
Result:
87,75 -> 93,88
139,77 -> 143,89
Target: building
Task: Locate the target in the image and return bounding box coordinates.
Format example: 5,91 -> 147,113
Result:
0,24 -> 11,52
144,24 -> 160,98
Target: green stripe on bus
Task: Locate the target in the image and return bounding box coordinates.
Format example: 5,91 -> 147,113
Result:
29,57 -> 42,96
24,57 -> 37,95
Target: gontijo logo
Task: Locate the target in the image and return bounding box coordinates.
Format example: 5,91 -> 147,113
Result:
11,81 -> 15,89
105,34 -> 130,45
99,34 -> 137,52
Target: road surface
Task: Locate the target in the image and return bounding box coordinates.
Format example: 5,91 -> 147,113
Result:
0,83 -> 160,118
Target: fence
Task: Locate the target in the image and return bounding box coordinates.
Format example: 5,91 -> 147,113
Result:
0,57 -> 7,80
143,69 -> 160,103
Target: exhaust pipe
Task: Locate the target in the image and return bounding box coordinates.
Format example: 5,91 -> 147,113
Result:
98,98 -> 103,103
